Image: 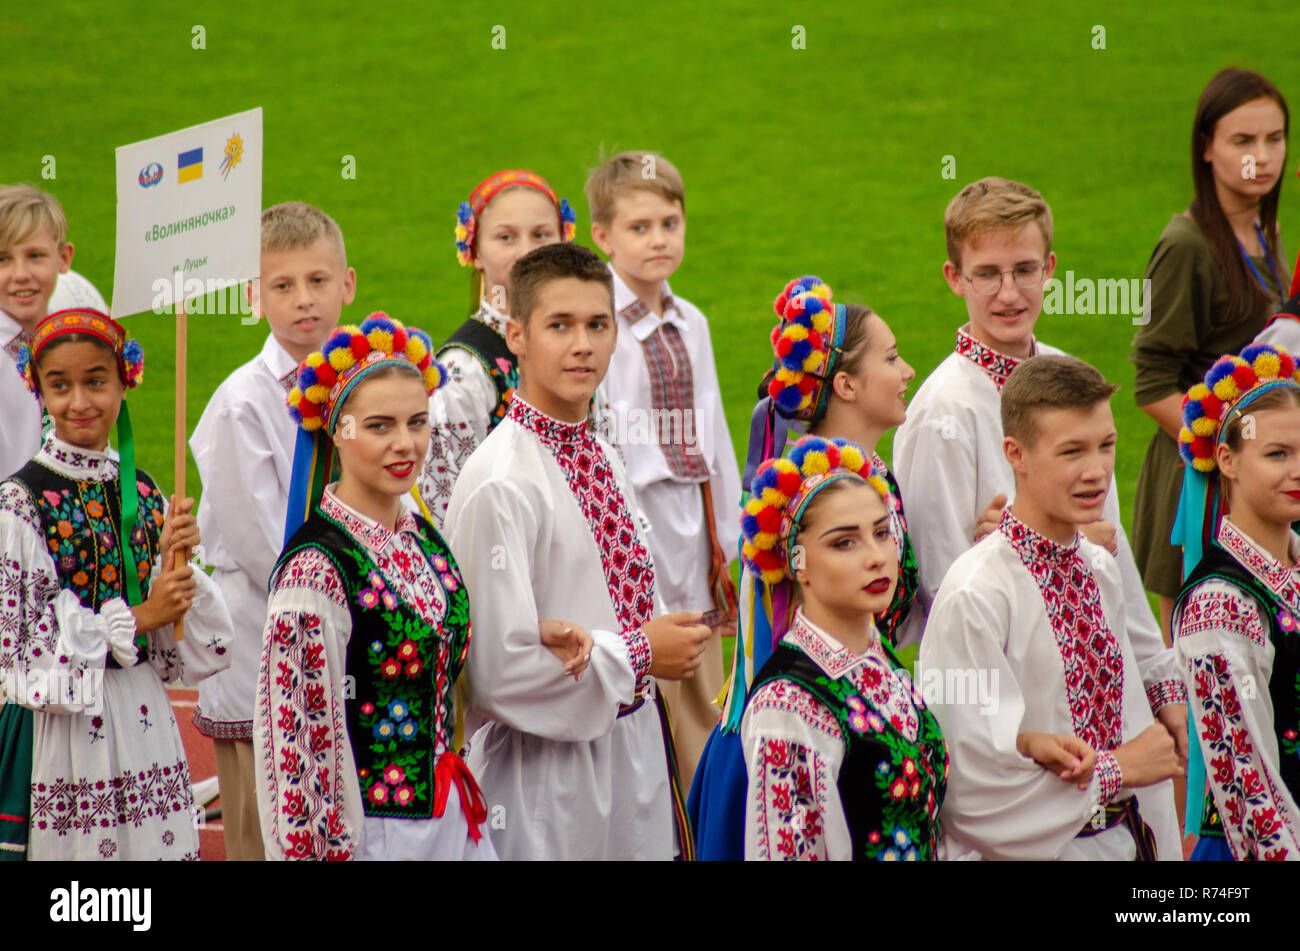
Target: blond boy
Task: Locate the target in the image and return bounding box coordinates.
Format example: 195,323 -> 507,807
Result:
0,185 -> 77,477
586,151 -> 741,791
190,202 -> 356,860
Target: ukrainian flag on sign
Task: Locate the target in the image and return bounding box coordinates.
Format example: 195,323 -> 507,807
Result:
177,147 -> 203,184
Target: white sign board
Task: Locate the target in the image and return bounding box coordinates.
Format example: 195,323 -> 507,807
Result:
112,107 -> 262,318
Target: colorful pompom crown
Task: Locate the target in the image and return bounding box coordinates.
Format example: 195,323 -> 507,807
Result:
1179,342 -> 1300,472
287,313 -> 447,434
740,435 -> 891,584
767,275 -> 846,422
454,169 -> 577,267
16,308 -> 144,397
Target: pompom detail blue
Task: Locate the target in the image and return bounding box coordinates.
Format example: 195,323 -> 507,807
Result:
1206,359 -> 1236,388
362,314 -> 396,335
751,466 -> 780,495
322,334 -> 350,357
1240,343 -> 1269,365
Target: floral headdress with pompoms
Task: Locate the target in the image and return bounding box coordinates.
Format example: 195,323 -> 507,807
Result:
1178,342 -> 1300,474
287,313 -> 446,435
741,435 -> 892,584
454,169 -> 577,267
766,276 -> 848,423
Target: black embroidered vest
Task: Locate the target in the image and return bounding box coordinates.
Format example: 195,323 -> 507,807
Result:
439,318 -> 517,434
9,459 -> 166,665
275,508 -> 471,820
876,465 -> 918,645
1175,543 -> 1300,839
749,642 -> 947,860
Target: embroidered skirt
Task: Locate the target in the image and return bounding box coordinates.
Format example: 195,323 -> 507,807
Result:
28,664 -> 199,860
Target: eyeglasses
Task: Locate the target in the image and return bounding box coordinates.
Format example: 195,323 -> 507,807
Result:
960,261 -> 1047,296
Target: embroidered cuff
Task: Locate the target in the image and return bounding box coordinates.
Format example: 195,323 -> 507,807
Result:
1095,751 -> 1123,805
1146,677 -> 1187,712
624,627 -> 653,680
103,598 -> 141,668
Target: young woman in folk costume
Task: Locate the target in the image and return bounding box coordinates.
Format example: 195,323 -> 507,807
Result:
689,276 -> 920,858
739,435 -> 945,859
0,308 -> 233,860
418,169 -> 587,525
255,314 -> 589,860
1172,342 -> 1300,860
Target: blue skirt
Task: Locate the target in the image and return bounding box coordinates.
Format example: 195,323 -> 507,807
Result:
1189,835 -> 1233,861
687,725 -> 748,861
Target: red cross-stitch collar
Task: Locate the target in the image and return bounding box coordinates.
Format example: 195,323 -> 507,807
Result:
507,393 -> 592,446
954,326 -> 1036,391
997,508 -> 1080,564
1218,517 -> 1300,619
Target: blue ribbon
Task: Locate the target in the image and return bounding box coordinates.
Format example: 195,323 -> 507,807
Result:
1171,462 -> 1210,837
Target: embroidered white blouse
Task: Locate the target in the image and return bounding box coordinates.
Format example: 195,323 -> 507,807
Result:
1173,517 -> 1300,860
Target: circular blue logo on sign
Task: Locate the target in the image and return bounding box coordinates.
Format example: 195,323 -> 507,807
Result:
138,162 -> 163,188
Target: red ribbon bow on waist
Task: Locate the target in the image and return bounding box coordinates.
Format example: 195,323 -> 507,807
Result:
433,750 -> 488,843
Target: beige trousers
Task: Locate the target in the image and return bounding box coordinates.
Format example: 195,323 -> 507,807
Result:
212,738 -> 264,861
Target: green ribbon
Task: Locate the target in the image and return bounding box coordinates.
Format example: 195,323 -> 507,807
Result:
114,402 -> 147,651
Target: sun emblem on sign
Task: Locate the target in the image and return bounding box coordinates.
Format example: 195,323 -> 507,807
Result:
220,133 -> 244,179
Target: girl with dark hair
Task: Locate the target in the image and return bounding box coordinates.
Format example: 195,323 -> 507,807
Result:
0,309 -> 233,860
689,276 -> 921,859
736,436 -> 945,860
1132,67 -> 1292,641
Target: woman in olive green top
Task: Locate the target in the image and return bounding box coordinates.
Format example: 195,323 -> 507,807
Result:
1132,67 -> 1292,638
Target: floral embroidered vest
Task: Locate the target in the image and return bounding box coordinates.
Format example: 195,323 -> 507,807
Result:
749,643 -> 948,860
276,508 -> 471,820
1176,544 -> 1300,840
9,458 -> 166,664
439,317 -> 517,433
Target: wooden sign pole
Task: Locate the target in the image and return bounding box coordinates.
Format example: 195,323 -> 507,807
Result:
173,294 -> 187,641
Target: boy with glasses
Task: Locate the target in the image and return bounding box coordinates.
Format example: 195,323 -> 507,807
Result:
893,178 -> 1188,765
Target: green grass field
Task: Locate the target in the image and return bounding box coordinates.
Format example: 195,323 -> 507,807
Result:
5,0 -> 1299,559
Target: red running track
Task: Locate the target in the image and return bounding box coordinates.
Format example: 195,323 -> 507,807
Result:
170,687 -> 225,861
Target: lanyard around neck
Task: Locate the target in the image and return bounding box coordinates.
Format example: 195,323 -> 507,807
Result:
1238,220 -> 1283,299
